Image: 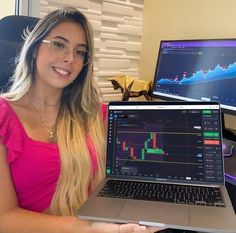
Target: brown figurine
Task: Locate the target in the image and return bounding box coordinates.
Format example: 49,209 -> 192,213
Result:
109,75 -> 153,101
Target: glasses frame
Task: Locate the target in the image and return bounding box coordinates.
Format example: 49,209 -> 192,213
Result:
42,39 -> 90,66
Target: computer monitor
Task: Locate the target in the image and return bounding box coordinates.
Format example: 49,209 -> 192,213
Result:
152,39 -> 236,144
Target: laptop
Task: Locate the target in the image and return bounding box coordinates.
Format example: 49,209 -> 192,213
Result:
78,101 -> 236,233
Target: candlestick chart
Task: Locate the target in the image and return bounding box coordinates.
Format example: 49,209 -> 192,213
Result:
112,111 -> 204,166
116,131 -> 165,162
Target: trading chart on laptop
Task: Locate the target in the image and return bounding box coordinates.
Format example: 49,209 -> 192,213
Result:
106,103 -> 224,185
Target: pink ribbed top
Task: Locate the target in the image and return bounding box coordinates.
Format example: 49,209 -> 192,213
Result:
0,97 -> 106,212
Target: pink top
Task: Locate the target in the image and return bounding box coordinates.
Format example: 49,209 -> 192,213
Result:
0,97 -> 107,213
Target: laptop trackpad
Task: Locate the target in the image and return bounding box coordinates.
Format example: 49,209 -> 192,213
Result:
78,197 -> 126,220
119,200 -> 189,225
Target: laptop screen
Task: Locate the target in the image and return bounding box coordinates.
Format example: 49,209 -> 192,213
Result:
106,101 -> 224,185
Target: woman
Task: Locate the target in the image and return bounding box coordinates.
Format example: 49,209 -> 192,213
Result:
0,7 -> 163,233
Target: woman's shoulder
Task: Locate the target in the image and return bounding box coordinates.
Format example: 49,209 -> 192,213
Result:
0,96 -> 9,107
0,96 -> 25,162
0,96 -> 14,120
0,96 -> 23,122
0,96 -> 29,122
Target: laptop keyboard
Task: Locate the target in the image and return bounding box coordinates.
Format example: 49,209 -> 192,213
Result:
97,180 -> 225,207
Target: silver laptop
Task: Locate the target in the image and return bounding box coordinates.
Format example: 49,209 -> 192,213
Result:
78,101 -> 236,233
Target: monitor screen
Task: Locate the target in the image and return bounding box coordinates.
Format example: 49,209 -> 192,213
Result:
152,39 -> 236,115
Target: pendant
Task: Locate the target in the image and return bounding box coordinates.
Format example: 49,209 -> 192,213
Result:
49,131 -> 56,142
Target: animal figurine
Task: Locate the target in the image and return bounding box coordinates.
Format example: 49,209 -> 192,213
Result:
109,75 -> 153,101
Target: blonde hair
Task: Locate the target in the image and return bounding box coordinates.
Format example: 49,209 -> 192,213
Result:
3,7 -> 106,215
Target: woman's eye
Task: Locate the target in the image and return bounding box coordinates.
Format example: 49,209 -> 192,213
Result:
52,41 -> 65,49
75,50 -> 87,58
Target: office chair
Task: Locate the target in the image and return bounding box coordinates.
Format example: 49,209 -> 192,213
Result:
0,15 -> 39,92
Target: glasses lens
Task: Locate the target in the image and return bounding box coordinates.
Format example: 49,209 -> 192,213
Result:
50,40 -> 66,53
74,46 -> 90,65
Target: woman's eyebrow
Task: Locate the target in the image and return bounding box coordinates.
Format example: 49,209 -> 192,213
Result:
52,36 -> 87,48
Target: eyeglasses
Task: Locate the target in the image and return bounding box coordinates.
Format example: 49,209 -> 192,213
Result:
42,39 -> 90,65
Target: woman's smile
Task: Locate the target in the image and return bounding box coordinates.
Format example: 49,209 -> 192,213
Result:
52,66 -> 71,76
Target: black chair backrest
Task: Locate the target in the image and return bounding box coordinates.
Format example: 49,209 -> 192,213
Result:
0,15 -> 39,92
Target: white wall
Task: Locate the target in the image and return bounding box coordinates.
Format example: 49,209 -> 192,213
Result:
0,0 -> 15,18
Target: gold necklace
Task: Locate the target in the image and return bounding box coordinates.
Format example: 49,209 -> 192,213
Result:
32,104 -> 57,143
27,94 -> 58,143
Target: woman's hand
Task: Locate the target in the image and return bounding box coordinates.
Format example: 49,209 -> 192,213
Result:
89,221 -> 165,233
118,223 -> 164,233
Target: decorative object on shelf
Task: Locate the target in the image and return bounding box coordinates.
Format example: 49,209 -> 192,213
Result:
109,75 -> 153,101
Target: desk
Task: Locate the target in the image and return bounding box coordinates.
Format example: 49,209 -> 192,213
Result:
224,140 -> 236,213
